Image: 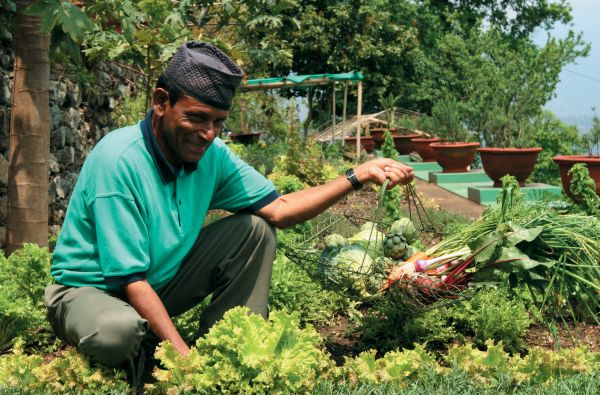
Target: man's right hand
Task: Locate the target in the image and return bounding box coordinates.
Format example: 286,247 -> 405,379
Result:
123,280 -> 190,356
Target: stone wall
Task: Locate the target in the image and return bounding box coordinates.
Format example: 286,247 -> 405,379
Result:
0,23 -> 138,249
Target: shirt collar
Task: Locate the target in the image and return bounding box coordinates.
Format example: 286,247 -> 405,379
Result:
140,109 -> 198,184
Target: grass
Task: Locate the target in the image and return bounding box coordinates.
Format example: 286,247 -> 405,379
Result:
313,370 -> 600,394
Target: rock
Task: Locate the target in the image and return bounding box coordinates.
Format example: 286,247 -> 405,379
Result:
65,79 -> 82,107
0,54 -> 10,68
0,78 -> 11,105
50,104 -> 63,129
49,80 -> 67,106
0,153 -> 7,185
0,195 -> 6,222
66,107 -> 80,130
51,126 -> 66,149
48,153 -> 60,174
56,147 -> 75,166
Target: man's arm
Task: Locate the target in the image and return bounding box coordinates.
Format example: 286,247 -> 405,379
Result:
123,280 -> 190,356
256,158 -> 414,228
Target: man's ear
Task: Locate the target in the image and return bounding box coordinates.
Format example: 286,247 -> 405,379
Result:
153,88 -> 169,116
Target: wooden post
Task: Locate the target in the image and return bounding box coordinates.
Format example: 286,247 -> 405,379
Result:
331,82 -> 336,142
343,82 -> 348,124
356,80 -> 362,161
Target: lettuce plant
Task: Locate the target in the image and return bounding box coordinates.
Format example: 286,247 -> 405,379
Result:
151,307 -> 334,394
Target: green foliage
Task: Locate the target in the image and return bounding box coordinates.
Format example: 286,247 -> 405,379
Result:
445,340 -> 600,387
581,110 -> 600,156
25,0 -> 94,62
0,244 -> 53,351
568,163 -> 600,217
269,255 -> 344,325
112,93 -> 147,128
0,340 -> 129,394
381,130 -> 397,160
360,287 -> 531,355
381,186 -> 404,222
151,307 -> 334,394
268,172 -> 306,194
530,111 -> 581,185
454,288 -> 532,353
428,97 -> 472,142
462,30 -> 588,147
275,130 -> 326,186
339,345 -> 440,386
228,141 -> 285,176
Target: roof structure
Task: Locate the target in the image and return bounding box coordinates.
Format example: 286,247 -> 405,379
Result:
239,71 -> 364,92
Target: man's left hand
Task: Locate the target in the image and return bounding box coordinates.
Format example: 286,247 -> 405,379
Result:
353,158 -> 414,189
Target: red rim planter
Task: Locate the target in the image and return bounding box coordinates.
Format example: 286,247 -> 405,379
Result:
344,136 -> 376,153
430,142 -> 480,173
411,137 -> 443,162
552,155 -> 600,198
392,133 -> 421,155
229,132 -> 261,145
478,147 -> 543,187
369,128 -> 398,149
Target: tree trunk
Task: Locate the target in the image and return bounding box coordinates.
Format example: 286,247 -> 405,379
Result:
6,0 -> 50,253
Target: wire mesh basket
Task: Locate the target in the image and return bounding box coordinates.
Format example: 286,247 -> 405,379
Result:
283,181 -> 475,315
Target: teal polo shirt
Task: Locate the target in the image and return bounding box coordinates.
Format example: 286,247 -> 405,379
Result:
51,110 -> 279,294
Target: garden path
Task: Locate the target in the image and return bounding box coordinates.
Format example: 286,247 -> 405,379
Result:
413,178 -> 485,219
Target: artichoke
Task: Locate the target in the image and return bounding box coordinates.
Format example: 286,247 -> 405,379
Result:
383,232 -> 408,259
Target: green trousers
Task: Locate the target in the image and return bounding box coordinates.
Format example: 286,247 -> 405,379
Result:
44,214 -> 276,370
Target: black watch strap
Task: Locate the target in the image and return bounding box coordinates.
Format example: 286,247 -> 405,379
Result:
345,168 -> 363,191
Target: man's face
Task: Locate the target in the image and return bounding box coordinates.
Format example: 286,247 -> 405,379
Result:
153,91 -> 229,164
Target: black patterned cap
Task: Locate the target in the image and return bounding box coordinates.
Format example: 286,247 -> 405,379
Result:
164,42 -> 243,110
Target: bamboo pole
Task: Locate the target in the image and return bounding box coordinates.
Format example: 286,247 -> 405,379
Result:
343,82 -> 348,124
331,82 -> 336,142
356,81 -> 362,161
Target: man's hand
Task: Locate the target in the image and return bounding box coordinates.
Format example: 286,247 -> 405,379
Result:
123,280 -> 190,356
353,158 -> 414,189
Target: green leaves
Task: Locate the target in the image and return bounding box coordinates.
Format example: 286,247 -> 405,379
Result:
152,307 -> 333,394
25,0 -> 94,42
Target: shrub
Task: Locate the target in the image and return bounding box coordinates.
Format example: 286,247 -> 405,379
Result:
269,255 -> 345,325
0,244 -> 53,351
0,339 -> 129,394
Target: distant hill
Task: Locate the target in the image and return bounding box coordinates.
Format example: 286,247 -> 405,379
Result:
558,114 -> 594,134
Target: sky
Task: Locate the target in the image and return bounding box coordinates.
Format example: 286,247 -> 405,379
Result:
534,0 -> 600,121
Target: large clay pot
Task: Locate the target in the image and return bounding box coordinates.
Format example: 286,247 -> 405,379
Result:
552,155 -> 600,198
344,136 -> 376,153
393,133 -> 421,155
430,142 -> 480,173
478,147 -> 543,187
229,132 -> 261,145
370,128 -> 398,148
411,137 -> 443,162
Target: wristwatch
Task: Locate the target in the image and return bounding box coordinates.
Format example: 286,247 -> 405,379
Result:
345,168 -> 363,191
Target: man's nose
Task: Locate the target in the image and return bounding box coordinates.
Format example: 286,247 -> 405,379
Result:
198,123 -> 216,141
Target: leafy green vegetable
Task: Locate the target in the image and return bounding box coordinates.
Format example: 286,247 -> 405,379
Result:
389,218 -> 418,244
151,307 -> 333,394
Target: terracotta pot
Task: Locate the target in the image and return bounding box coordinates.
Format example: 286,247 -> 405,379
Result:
344,136 -> 376,153
369,128 -> 398,148
430,142 -> 480,173
393,133 -> 421,155
552,155 -> 600,198
411,137 -> 443,162
229,132 -> 261,145
478,147 -> 543,187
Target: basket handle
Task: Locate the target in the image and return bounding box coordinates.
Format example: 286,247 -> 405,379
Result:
377,178 -> 391,208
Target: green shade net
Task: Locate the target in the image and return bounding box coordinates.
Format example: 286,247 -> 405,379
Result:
242,71 -> 364,89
